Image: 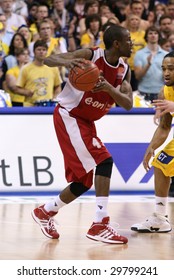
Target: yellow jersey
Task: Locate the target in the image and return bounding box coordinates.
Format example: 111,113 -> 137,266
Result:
127,30 -> 146,70
17,62 -> 62,106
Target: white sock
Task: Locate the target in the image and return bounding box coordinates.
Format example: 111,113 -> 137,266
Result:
155,196 -> 168,216
44,195 -> 66,213
94,196 -> 108,222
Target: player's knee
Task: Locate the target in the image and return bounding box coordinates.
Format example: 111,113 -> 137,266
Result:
95,157 -> 113,178
69,182 -> 90,197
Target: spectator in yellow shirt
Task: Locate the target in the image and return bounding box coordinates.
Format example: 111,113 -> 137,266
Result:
29,19 -> 67,59
15,40 -> 62,107
80,14 -> 103,49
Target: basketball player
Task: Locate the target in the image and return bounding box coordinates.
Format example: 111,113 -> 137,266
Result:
131,51 -> 174,233
31,25 -> 133,244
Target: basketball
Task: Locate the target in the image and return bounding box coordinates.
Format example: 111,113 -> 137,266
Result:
69,60 -> 100,91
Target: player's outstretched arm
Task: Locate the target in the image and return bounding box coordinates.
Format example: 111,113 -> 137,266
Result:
152,86 -> 174,118
153,99 -> 174,116
44,49 -> 93,70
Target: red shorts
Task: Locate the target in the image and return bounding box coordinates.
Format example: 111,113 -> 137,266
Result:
53,105 -> 111,187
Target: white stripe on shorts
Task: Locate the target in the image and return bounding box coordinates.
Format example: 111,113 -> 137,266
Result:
59,107 -> 96,173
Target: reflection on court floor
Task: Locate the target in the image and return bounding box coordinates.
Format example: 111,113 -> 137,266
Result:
0,195 -> 174,260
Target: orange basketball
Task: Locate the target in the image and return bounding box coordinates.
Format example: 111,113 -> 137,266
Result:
69,60 -> 100,91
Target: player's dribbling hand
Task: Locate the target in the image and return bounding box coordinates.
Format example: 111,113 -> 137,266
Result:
68,59 -> 87,72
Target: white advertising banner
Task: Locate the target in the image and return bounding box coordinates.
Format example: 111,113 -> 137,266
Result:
0,111 -> 173,194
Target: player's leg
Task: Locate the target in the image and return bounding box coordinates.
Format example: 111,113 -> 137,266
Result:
31,106 -> 94,239
86,157 -> 128,244
131,167 -> 172,233
31,181 -> 90,239
131,140 -> 174,233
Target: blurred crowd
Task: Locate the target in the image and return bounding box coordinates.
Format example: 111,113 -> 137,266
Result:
0,0 -> 174,107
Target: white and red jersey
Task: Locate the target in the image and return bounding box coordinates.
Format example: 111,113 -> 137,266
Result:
57,48 -> 129,121
54,48 -> 129,186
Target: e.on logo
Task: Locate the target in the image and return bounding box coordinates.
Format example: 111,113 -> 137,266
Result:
85,97 -> 105,109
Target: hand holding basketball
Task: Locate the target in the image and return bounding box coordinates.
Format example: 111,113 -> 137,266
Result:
69,60 -> 100,91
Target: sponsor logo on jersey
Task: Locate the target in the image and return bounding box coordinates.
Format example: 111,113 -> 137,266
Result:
157,151 -> 173,164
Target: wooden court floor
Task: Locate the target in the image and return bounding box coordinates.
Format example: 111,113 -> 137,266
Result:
0,195 -> 174,260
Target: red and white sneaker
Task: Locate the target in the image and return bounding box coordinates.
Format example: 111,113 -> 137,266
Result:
86,217 -> 128,244
31,205 -> 59,239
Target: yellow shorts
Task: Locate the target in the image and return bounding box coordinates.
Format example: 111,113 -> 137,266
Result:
151,139 -> 174,177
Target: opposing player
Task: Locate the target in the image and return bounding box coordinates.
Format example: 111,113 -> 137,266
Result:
131,51 -> 174,233
31,25 -> 133,244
